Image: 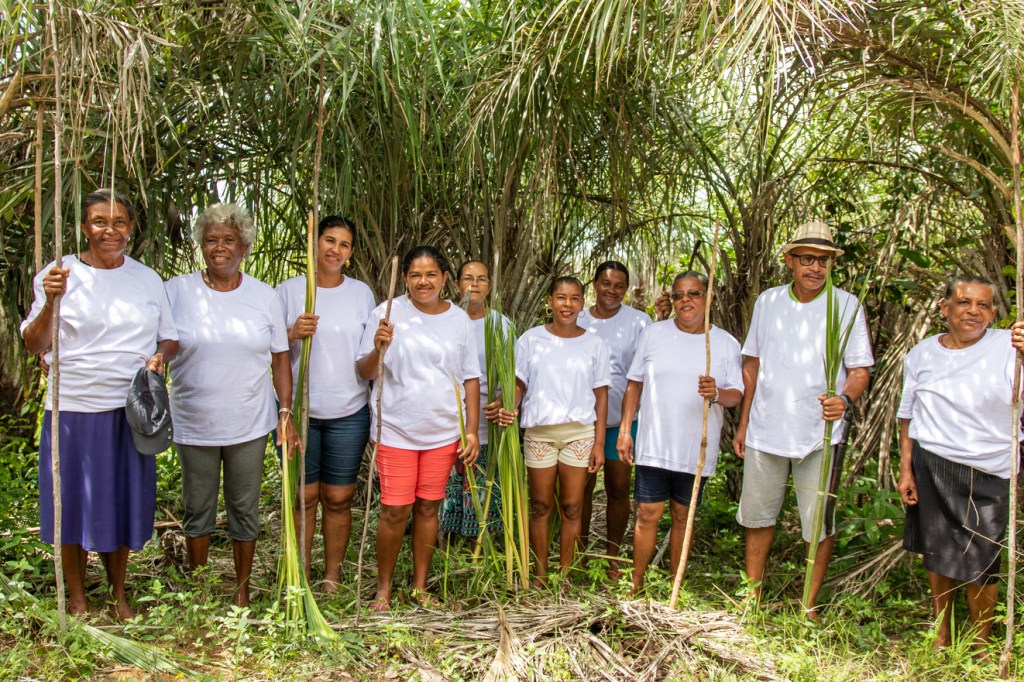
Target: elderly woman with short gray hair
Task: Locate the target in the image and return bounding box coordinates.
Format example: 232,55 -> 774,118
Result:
165,203 -> 297,606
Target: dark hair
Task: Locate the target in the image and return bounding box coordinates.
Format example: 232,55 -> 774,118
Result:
402,245 -> 451,277
672,270 -> 709,290
943,274 -> 996,301
548,275 -> 585,296
82,189 -> 136,225
593,260 -> 630,286
457,260 -> 487,280
318,214 -> 356,239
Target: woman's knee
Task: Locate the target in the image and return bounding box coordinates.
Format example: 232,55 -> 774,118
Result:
560,501 -> 583,521
636,503 -> 663,528
321,485 -> 355,514
379,504 -> 412,527
413,498 -> 441,518
529,498 -> 553,519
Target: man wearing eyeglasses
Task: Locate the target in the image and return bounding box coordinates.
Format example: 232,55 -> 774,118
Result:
732,221 -> 874,619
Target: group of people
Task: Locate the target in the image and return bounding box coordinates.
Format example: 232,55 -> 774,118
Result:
22,193 -> 1023,650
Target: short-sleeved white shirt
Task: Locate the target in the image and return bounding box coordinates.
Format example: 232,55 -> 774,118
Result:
277,276 -> 376,420
515,325 -> 612,429
165,271 -> 289,446
897,328 -> 1021,478
742,284 -> 874,458
627,322 -> 743,475
471,311 -> 511,445
356,296 -> 480,450
578,305 -> 650,427
20,255 -> 178,412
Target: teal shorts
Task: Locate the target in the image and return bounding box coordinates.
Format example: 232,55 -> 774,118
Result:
604,421 -> 638,462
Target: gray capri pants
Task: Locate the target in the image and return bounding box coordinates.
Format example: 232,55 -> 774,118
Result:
177,434 -> 269,542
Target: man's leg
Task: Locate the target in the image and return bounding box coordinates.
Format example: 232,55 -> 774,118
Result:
928,572 -> 956,649
966,581 -> 999,650
736,447 -> 788,602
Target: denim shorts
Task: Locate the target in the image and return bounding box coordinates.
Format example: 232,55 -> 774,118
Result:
634,464 -> 707,507
604,421 -> 638,462
305,404 -> 371,487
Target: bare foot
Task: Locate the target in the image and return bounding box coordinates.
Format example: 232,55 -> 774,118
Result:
107,600 -> 136,621
933,630 -> 952,651
68,597 -> 89,616
409,588 -> 441,609
322,579 -> 339,594
233,588 -> 250,608
606,563 -> 623,581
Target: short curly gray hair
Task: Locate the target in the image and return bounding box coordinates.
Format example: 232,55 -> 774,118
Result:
193,203 -> 256,251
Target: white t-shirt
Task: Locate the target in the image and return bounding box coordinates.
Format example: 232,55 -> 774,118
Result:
165,271 -> 289,446
21,255 -> 177,412
897,328 -> 1022,479
627,322 -> 742,475
515,325 -> 612,429
471,310 -> 511,445
742,284 -> 874,458
356,296 -> 480,450
277,276 -> 376,420
578,305 -> 650,427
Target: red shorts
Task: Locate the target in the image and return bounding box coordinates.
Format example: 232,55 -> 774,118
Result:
375,440 -> 460,506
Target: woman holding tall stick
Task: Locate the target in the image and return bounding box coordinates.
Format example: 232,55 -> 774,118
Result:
618,271 -> 742,595
21,190 -> 179,619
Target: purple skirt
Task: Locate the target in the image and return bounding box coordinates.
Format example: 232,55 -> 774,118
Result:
39,409 -> 156,552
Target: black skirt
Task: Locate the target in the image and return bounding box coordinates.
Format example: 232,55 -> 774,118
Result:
903,441 -> 1010,585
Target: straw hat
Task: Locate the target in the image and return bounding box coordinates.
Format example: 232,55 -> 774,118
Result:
782,221 -> 844,257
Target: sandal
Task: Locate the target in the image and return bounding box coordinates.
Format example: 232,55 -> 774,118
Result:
409,588 -> 441,610
368,597 -> 391,612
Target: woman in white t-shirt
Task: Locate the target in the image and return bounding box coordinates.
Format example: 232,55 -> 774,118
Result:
617,271 -> 743,594
439,260 -> 509,541
22,190 -> 179,620
577,260 -> 650,578
165,203 -> 297,608
356,245 -> 480,610
898,275 -> 1024,650
498,276 -> 610,584
276,215 -> 375,590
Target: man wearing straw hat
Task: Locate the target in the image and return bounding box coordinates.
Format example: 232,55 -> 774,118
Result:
732,220 -> 874,618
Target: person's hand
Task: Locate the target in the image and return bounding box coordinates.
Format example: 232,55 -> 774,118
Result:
277,412 -> 302,460
493,405 -> 519,427
654,290 -> 671,321
288,313 -> 319,342
733,423 -> 747,459
697,375 -> 718,401
588,443 -> 605,473
616,431 -> 634,466
373,319 -> 394,352
483,396 -> 504,423
38,355 -> 50,376
146,352 -> 166,373
459,433 -> 480,465
1012,321 -> 1024,352
897,469 -> 918,506
42,266 -> 70,304
819,394 -> 847,422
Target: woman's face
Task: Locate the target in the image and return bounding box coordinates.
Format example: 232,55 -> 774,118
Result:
81,200 -> 133,259
940,282 -> 996,342
548,282 -> 585,325
592,268 -> 627,311
201,222 -> 247,276
403,255 -> 448,305
671,277 -> 708,329
457,262 -> 491,305
317,226 -> 354,275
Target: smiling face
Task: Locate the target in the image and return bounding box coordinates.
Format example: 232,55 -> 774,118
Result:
548,281 -> 585,325
403,255 -> 448,306
457,261 -> 491,306
671,277 -> 708,331
317,226 -> 354,276
81,200 -> 133,260
940,282 -> 996,344
201,222 -> 247,277
784,247 -> 834,301
593,268 -> 627,313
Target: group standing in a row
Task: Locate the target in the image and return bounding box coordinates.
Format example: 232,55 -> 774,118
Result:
23,194 -> 1024,649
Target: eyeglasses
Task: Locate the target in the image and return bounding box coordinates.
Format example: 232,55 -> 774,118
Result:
670,290 -> 706,301
460,275 -> 490,284
792,253 -> 833,267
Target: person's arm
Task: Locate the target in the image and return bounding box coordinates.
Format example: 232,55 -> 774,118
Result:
820,366 -> 871,422
617,380 -> 642,465
590,385 -> 608,473
496,379 -> 525,426
147,339 -> 179,373
897,418 -> 917,505
460,377 -> 481,464
272,350 -> 299,457
732,355 -> 759,459
287,312 -> 319,343
22,266 -> 70,355
356,319 -> 393,380
697,374 -> 742,409
654,291 -> 671,321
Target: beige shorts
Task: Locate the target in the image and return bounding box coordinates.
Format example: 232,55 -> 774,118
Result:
524,422 -> 595,469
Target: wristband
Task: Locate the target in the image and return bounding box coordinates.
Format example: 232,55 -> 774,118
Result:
709,388 -> 719,405
278,407 -> 294,416
839,394 -> 852,411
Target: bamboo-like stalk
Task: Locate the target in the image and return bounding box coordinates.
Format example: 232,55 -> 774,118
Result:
999,78 -> 1021,681
34,106 -> 43,273
355,255 -> 399,619
47,0 -> 66,633
669,221 -> 720,609
297,212 -> 316,568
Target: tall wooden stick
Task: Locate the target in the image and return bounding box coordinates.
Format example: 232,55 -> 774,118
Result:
47,1 -> 66,632
34,106 -> 44,273
355,256 -> 399,621
999,78 -> 1021,681
297,211 -> 316,568
669,221 -> 721,609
